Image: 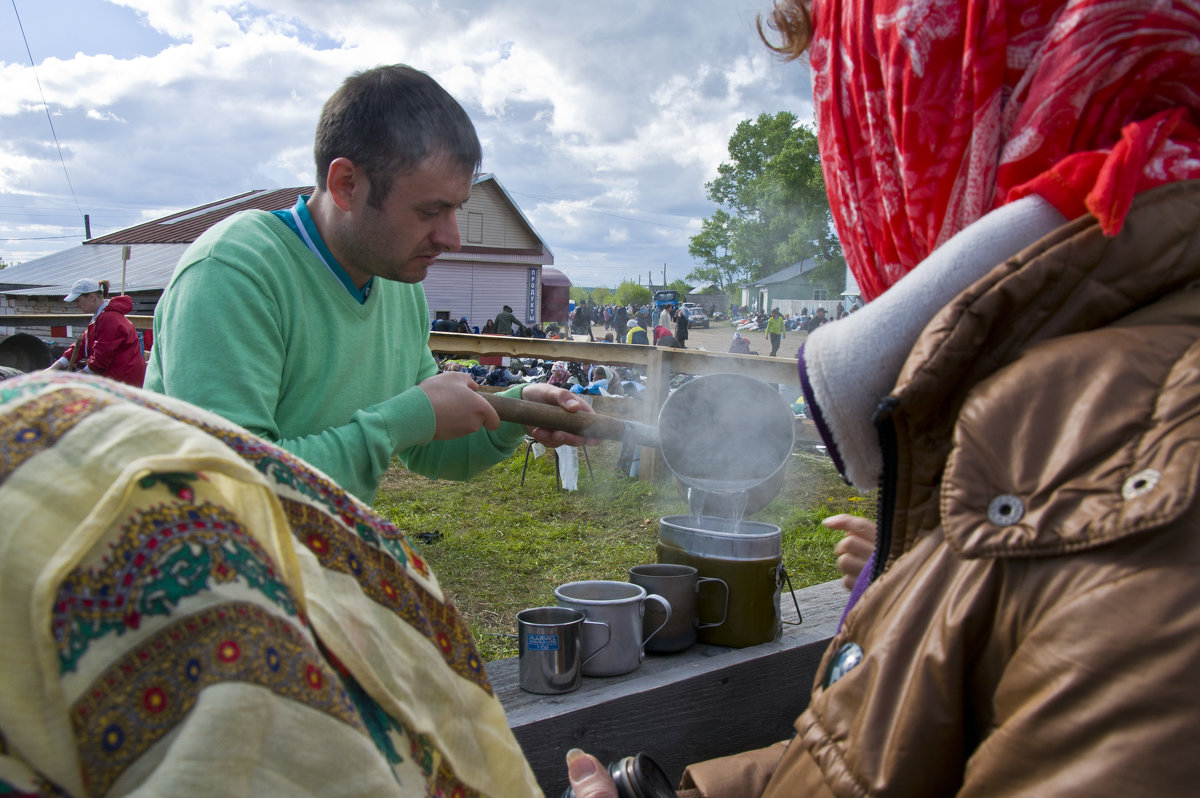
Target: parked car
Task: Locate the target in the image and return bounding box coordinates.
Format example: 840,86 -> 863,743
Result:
681,303 -> 710,328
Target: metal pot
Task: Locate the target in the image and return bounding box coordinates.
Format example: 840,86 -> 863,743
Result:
484,373 -> 796,508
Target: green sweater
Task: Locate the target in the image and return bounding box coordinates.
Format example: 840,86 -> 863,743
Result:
145,210 -> 527,503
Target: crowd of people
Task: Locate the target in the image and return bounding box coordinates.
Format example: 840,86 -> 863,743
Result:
3,0 -> 1199,794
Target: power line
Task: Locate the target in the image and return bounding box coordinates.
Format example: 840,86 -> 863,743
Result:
10,0 -> 86,227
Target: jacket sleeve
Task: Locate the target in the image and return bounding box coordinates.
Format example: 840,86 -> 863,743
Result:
83,313 -> 127,376
954,559 -> 1200,797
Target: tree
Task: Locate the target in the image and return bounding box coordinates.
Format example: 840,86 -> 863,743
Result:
687,209 -> 738,291
590,286 -> 611,305
689,112 -> 845,290
667,279 -> 692,295
613,280 -> 651,308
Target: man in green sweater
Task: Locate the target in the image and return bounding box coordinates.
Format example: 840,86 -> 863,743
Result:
145,65 -> 590,503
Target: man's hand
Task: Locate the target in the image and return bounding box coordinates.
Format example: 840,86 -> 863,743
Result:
824,513 -> 877,589
519,383 -> 597,448
566,749 -> 617,798
418,371 -> 499,440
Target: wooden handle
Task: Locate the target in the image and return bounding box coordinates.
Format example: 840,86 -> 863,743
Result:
481,393 -> 634,441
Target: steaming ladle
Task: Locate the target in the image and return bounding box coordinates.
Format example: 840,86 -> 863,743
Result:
482,372 -> 796,505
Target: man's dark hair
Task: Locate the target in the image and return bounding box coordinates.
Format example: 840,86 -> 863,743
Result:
314,64 -> 482,208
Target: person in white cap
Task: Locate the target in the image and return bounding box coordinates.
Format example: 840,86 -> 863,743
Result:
49,277 -> 145,387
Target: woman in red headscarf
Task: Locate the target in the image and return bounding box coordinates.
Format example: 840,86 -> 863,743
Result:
566,2 -> 1200,796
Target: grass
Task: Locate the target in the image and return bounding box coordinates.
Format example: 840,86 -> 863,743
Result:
373,439 -> 875,662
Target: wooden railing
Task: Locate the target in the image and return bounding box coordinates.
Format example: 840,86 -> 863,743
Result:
0,313 -> 154,331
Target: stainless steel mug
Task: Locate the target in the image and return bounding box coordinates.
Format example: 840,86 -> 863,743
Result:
554,580 -> 672,676
517,606 -> 611,694
629,563 -> 729,653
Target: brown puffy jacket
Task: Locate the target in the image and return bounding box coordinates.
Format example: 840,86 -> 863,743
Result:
696,181 -> 1200,797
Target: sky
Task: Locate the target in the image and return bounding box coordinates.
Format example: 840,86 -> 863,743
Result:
0,0 -> 815,289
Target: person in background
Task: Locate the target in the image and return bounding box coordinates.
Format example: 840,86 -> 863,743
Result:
493,304 -> 526,336
801,305 -> 827,332
49,278 -> 146,387
145,65 -> 589,504
613,304 -> 628,333
625,318 -> 649,345
728,332 -> 753,355
673,304 -> 689,348
763,307 -> 785,356
570,0 -> 1200,795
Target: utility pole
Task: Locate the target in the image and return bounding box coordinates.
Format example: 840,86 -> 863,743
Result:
662,262 -> 667,288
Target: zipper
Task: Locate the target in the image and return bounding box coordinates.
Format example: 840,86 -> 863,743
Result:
872,396 -> 900,582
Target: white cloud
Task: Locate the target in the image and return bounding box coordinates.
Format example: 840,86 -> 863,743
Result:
0,0 -> 814,285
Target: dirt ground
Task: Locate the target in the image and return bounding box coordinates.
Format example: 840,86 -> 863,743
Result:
578,320 -> 806,361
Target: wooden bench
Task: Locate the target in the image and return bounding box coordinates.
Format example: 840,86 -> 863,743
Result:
488,579 -> 847,796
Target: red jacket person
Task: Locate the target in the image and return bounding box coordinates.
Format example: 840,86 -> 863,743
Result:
51,278 -> 146,387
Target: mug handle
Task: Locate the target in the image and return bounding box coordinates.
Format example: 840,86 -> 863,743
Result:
580,620 -> 612,666
696,576 -> 730,629
638,594 -> 673,654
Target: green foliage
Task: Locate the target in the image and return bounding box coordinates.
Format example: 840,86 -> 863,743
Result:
569,287 -> 591,304
613,280 -> 651,307
590,285 -> 611,304
374,443 -> 873,662
690,113 -> 846,286
667,278 -> 692,295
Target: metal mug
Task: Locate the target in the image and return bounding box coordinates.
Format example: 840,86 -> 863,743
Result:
629,563 -> 729,653
517,606 -> 611,694
554,580 -> 672,677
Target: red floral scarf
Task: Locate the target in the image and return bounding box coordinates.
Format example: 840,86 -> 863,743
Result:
810,0 -> 1200,301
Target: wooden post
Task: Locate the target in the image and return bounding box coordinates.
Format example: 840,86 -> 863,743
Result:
120,246 -> 131,294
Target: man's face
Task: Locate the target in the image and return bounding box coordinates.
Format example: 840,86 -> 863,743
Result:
335,154 -> 473,286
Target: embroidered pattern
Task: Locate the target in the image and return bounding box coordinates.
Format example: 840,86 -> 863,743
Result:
53,499 -> 298,673
70,601 -> 361,797
90,383 -> 432,579
204,433 -> 431,578
284,497 -> 488,693
0,388 -> 109,487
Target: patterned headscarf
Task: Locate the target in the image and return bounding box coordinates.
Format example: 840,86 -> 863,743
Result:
810,0 -> 1200,301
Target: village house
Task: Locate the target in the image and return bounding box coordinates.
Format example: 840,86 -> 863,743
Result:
740,259 -> 858,317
